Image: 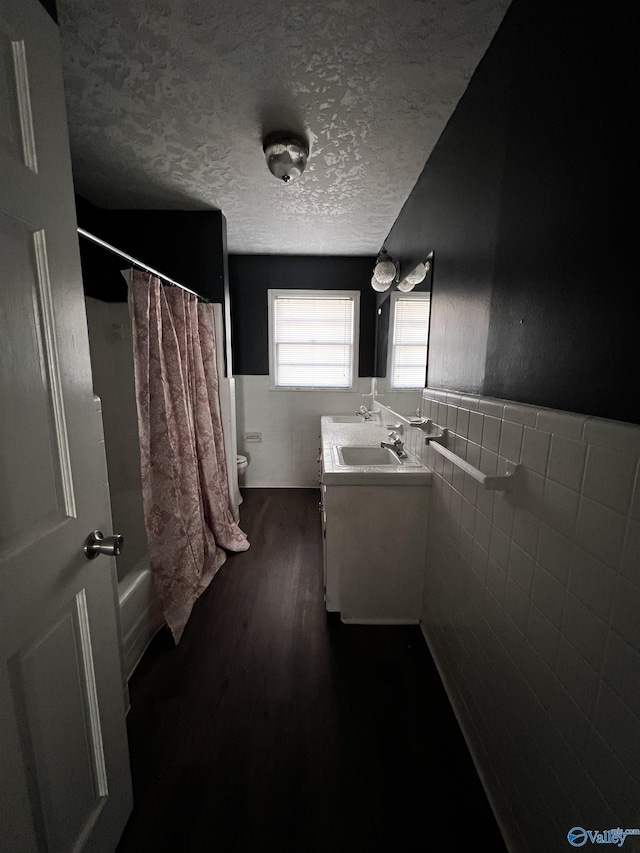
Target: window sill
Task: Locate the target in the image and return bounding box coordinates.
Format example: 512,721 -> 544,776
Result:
269,385 -> 359,392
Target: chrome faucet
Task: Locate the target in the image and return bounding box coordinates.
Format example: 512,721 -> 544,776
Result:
380,431 -> 407,459
356,405 -> 373,420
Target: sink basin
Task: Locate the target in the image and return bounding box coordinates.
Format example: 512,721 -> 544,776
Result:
329,415 -> 372,423
336,446 -> 398,466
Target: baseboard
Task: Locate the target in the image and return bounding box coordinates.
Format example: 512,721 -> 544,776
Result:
342,617 -> 420,625
418,621 -> 517,853
123,607 -> 165,683
241,480 -> 319,489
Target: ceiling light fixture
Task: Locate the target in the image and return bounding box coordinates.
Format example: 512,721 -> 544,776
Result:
263,131 -> 309,183
396,259 -> 431,292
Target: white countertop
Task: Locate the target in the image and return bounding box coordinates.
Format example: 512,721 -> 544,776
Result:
320,416 -> 432,485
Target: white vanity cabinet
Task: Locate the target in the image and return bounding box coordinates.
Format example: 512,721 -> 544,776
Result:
322,482 -> 429,623
320,417 -> 430,624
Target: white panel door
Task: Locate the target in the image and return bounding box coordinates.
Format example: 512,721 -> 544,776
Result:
0,1 -> 133,850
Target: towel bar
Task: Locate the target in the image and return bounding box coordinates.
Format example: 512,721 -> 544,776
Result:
430,441 -> 518,491
416,419 -> 448,444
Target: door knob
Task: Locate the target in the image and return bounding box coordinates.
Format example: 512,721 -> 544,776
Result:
83,530 -> 124,560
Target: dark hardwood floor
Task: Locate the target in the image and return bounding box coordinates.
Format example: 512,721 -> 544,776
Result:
116,489 -> 507,853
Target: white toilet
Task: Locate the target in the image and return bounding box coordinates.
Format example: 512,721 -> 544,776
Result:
237,454 -> 248,480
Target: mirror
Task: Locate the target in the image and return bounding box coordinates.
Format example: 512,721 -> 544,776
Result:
372,253 -> 432,418
373,382 -> 424,419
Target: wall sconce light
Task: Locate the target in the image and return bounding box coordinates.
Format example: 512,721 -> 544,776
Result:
371,250 -> 398,292
371,251 -> 431,293
396,259 -> 431,292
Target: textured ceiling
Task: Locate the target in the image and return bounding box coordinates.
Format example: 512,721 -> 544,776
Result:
56,0 -> 511,255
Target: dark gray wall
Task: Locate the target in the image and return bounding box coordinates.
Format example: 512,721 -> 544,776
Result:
75,197 -> 226,305
383,0 -> 637,423
75,197 -> 232,368
228,255 -> 375,377
38,0 -> 57,23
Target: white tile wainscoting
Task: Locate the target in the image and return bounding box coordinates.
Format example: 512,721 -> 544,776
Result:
417,389 -> 640,853
234,375 -> 375,488
234,375 -> 640,851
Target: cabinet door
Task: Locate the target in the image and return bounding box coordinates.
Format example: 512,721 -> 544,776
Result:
320,485 -> 328,593
323,485 -> 429,623
322,486 -> 342,613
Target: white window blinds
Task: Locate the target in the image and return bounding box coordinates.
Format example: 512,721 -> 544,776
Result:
270,291 -> 358,388
390,295 -> 430,389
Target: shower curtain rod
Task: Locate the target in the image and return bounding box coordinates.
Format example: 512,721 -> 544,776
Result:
77,227 -> 208,302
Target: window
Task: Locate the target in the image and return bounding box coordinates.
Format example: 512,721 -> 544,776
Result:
388,292 -> 430,389
268,290 -> 359,389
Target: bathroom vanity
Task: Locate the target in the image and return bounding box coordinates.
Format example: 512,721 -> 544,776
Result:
319,416 -> 431,623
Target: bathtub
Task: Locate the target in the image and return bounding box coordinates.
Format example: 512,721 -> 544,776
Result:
117,557 -> 165,689
108,484 -> 165,691
89,358 -> 165,703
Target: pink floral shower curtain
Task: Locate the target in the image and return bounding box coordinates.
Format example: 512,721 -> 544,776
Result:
129,271 -> 249,643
